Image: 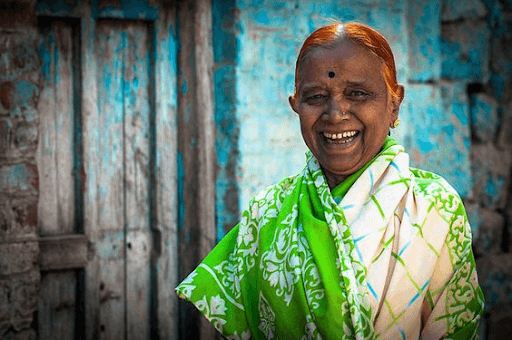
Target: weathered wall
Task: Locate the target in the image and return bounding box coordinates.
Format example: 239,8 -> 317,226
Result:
441,0 -> 512,337
221,0 -> 409,231
213,0 -> 512,338
0,1 -> 40,339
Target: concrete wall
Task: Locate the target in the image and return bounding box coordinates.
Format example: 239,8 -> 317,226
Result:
0,1 -> 40,339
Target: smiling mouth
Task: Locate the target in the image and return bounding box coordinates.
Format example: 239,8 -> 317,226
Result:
322,130 -> 360,144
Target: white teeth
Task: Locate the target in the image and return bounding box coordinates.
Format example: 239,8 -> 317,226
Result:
323,130 -> 357,140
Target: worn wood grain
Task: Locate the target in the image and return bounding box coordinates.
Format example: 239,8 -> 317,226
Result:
154,4 -> 179,339
178,0 -> 218,339
82,10 -> 101,340
195,1 -> 218,338
36,3 -> 183,339
178,1 -> 201,337
37,19 -> 75,236
195,0 -> 216,264
95,19 -> 127,340
39,234 -> 88,271
36,18 -> 79,340
123,21 -> 151,340
38,271 -> 77,340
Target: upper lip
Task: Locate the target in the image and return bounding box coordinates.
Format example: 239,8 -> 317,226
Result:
322,130 -> 358,139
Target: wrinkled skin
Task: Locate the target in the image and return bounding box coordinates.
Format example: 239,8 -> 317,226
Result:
289,39 -> 404,189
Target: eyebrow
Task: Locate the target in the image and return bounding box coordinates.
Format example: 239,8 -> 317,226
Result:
300,80 -> 373,94
300,85 -> 326,96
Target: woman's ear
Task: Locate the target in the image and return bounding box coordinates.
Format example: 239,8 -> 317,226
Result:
289,94 -> 299,114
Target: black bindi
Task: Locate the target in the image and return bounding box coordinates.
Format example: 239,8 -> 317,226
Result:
328,71 -> 335,78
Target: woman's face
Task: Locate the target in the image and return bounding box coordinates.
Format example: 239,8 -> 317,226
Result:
289,39 -> 403,188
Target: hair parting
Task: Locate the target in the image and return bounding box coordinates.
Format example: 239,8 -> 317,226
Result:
293,22 -> 402,100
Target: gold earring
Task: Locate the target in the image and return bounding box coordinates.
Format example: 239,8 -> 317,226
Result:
393,119 -> 401,128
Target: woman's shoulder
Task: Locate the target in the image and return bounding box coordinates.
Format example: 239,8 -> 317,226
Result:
409,167 -> 466,223
251,173 -> 302,203
242,173 -> 303,219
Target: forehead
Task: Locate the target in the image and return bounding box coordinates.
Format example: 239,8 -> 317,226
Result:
298,40 -> 384,85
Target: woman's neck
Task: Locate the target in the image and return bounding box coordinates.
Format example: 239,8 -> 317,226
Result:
325,172 -> 348,191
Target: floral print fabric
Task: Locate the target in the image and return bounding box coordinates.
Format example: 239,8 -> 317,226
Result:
175,138 -> 484,339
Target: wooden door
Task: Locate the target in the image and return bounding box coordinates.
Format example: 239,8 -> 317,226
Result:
36,2 -> 179,339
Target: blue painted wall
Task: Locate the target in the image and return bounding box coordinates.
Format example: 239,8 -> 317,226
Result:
212,0 -> 411,225
211,0 -> 512,240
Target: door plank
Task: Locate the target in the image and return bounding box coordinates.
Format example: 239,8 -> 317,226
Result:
123,21 -> 151,339
95,19 -> 127,340
38,4 -> 182,340
36,18 -> 79,340
39,234 -> 88,271
154,5 -> 179,339
178,0 -> 218,338
38,271 -> 77,340
37,19 -> 75,236
125,230 -> 151,339
82,12 -> 102,340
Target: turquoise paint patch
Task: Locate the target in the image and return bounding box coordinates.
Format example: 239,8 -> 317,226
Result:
88,0 -> 158,20
213,0 -> 240,242
0,164 -> 34,193
10,80 -> 39,120
490,73 -> 505,99
99,186 -> 107,197
452,103 -> 468,125
36,0 -> 79,15
181,80 -> 187,94
253,9 -> 270,25
39,33 -> 53,82
417,136 -> 434,153
54,43 -> 60,85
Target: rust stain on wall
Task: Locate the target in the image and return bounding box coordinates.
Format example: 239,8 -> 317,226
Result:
0,81 -> 15,110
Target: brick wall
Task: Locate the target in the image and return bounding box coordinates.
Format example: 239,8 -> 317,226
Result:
0,1 -> 40,339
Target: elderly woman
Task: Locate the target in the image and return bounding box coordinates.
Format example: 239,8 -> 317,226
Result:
175,22 -> 484,339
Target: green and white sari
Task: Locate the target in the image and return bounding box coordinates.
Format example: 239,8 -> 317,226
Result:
175,137 -> 484,339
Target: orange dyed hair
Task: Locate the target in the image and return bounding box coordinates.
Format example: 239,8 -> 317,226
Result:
294,22 -> 402,100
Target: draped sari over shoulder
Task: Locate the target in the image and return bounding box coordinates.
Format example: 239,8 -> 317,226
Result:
175,137 -> 484,340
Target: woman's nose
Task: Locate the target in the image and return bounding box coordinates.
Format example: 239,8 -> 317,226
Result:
324,97 -> 349,122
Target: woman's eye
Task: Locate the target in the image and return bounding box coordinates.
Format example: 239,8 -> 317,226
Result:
348,90 -> 368,99
307,94 -> 327,103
